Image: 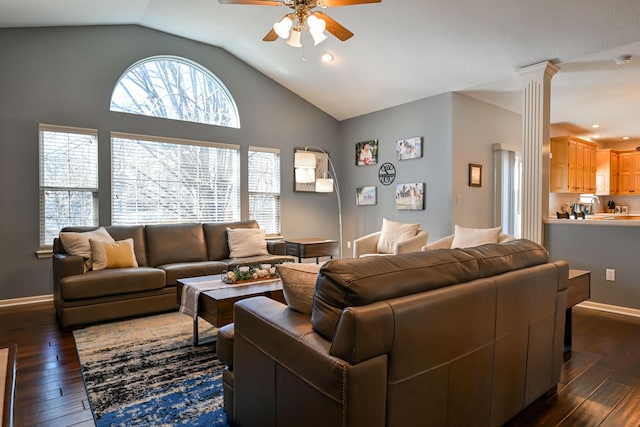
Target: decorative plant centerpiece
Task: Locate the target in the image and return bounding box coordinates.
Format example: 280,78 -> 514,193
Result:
223,264 -> 278,284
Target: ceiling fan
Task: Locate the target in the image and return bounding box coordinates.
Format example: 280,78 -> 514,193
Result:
219,0 -> 382,47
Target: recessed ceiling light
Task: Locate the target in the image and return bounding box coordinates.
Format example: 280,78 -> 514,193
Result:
614,55 -> 632,65
623,136 -> 631,140
592,134 -> 601,139
591,124 -> 600,129
321,52 -> 334,63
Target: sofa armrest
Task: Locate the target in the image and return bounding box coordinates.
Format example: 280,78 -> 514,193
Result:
422,234 -> 454,251
53,253 -> 85,283
232,297 -> 387,427
353,231 -> 381,257
394,229 -> 429,254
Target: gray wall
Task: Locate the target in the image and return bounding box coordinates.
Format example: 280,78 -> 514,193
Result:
338,93 -> 454,250
546,223 -> 640,310
337,92 -> 522,252
0,25 -> 340,300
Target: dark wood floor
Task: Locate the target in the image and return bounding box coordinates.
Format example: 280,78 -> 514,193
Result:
1,303 -> 640,426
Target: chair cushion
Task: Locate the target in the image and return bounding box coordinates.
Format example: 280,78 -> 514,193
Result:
450,225 -> 502,249
376,218 -> 419,254
89,238 -> 138,271
277,263 -> 322,314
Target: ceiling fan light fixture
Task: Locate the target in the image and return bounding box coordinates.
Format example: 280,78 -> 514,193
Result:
307,14 -> 326,34
311,31 -> 328,46
286,28 -> 302,48
274,15 -> 293,39
614,55 -> 631,65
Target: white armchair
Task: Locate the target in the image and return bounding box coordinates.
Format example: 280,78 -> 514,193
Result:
353,218 -> 428,258
422,225 -> 514,251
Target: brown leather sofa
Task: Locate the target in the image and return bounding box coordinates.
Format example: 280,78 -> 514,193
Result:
52,220 -> 294,329
218,239 -> 568,427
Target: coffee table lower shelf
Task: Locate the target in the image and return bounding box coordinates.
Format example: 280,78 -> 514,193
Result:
177,277 -> 285,346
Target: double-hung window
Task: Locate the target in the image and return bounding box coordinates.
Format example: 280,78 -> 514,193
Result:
248,147 -> 281,235
39,125 -> 98,247
111,133 -> 240,225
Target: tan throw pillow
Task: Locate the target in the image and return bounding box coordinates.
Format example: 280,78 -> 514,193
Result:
450,225 -> 502,249
89,238 -> 138,270
276,263 -> 322,314
376,218 -> 419,254
226,227 -> 269,258
59,227 -> 115,269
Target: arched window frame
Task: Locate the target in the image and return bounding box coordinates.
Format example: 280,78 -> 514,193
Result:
110,55 -> 240,128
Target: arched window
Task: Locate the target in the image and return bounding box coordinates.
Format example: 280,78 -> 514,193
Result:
110,56 -> 240,128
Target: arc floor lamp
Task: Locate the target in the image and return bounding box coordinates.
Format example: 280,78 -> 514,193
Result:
294,147 -> 343,259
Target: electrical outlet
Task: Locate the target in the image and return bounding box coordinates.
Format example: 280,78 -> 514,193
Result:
606,268 -> 615,281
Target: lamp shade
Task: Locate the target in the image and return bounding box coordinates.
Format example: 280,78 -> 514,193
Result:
286,28 -> 302,48
294,151 -> 316,168
316,177 -> 334,193
273,15 -> 293,39
295,168 -> 316,183
307,15 -> 326,34
311,31 -> 328,46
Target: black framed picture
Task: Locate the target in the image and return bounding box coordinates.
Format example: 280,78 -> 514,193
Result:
469,164 -> 482,187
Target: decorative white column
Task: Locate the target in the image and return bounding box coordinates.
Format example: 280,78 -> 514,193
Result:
517,61 -> 559,244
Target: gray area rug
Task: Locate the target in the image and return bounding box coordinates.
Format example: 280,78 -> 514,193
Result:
74,312 -> 228,426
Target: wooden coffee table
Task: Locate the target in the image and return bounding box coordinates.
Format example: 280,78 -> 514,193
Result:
177,275 -> 285,346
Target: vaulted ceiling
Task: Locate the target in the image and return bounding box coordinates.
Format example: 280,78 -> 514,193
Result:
1,0 -> 639,141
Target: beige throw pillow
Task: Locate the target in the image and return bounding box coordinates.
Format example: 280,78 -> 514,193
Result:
450,225 -> 502,249
276,263 -> 322,314
90,238 -> 138,270
376,218 -> 419,254
59,227 -> 115,270
226,227 -> 269,258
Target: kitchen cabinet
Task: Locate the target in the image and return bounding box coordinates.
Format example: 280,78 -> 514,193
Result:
550,136 -> 597,193
617,151 -> 640,194
596,149 -> 619,195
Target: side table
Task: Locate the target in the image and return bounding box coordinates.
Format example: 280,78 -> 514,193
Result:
565,269 -> 591,352
285,238 -> 339,263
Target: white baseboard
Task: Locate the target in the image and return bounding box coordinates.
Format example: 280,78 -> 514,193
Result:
0,294 -> 53,308
577,301 -> 640,319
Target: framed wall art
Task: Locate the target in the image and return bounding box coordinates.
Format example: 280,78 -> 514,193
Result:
396,136 -> 423,160
355,140 -> 378,166
294,147 -> 329,192
469,163 -> 482,187
356,186 -> 377,206
395,182 -> 425,210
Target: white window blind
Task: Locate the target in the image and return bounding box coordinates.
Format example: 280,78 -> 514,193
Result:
39,125 -> 98,247
248,147 -> 281,235
111,134 -> 240,225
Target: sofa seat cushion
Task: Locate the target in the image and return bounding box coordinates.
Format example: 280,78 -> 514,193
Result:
224,254 -> 296,269
160,261 -> 228,286
61,267 -> 165,300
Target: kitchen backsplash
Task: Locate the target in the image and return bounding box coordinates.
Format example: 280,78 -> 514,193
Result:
549,193 -> 640,216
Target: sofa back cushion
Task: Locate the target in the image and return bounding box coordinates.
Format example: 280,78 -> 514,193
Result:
312,249 -> 481,340
203,220 -> 259,261
105,225 -> 148,267
462,238 -> 548,278
145,223 -> 207,267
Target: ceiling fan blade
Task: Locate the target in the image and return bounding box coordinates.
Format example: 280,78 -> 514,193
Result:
320,0 -> 381,7
219,0 -> 282,5
263,28 -> 279,41
314,11 -> 353,41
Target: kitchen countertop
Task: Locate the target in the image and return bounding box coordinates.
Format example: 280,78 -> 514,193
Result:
546,213 -> 640,226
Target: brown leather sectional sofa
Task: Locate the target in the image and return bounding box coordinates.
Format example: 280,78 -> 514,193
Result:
52,220 -> 294,329
219,239 -> 568,427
